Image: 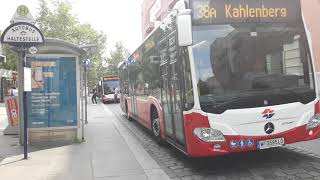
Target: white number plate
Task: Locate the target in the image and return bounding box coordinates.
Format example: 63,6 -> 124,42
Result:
257,138 -> 285,149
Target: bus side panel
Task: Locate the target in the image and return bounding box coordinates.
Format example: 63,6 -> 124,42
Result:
136,98 -> 149,128
133,97 -> 166,139
120,94 -> 127,113
126,97 -> 133,117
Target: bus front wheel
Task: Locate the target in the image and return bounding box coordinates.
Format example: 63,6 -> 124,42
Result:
151,109 -> 162,143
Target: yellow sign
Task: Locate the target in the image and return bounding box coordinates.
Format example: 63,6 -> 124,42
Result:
17,5 -> 29,17
103,76 -> 119,81
192,0 -> 301,25
198,5 -> 217,19
198,4 -> 287,20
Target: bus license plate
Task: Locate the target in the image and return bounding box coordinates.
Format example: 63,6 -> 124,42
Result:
257,138 -> 285,149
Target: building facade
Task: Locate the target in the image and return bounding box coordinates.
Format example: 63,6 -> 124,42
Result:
141,0 -> 178,39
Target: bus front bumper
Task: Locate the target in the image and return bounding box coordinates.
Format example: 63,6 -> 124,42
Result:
186,124 -> 320,157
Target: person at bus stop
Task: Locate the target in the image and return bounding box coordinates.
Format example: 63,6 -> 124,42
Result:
92,89 -> 97,105
114,87 -> 120,103
9,86 -> 18,97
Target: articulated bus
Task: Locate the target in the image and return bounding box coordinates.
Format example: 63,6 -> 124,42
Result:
119,0 -> 320,157
100,76 -> 120,103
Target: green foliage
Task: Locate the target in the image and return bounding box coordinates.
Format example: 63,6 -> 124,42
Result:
0,45 -> 17,70
0,31 -> 17,70
37,0 -> 77,41
36,0 -> 107,87
105,42 -> 129,76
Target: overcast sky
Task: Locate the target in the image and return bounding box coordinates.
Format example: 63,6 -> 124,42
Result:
0,0 -> 143,54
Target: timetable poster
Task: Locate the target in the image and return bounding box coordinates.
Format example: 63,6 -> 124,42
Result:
27,56 -> 77,128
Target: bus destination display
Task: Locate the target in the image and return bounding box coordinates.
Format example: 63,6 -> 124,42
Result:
103,77 -> 118,81
192,0 -> 301,25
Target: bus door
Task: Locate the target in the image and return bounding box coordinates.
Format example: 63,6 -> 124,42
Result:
159,32 -> 186,147
129,68 -> 138,117
132,94 -> 138,116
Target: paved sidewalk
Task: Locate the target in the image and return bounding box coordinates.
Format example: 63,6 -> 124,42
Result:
0,102 -> 170,180
0,103 -> 8,131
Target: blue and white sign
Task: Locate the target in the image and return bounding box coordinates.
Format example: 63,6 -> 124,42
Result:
239,139 -> 246,148
27,56 -> 77,128
230,140 -> 238,149
247,139 -> 255,147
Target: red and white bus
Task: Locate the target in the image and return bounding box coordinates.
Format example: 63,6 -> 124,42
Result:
119,0 -> 320,157
100,76 -> 120,103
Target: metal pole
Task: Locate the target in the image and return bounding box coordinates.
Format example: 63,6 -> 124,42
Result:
23,91 -> 28,159
17,50 -> 25,145
81,65 -> 85,141
85,66 -> 88,124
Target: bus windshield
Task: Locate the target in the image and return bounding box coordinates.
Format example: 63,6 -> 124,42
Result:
192,23 -> 316,114
103,80 -> 119,95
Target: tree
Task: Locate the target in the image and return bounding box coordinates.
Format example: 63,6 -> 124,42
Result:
1,46 -> 17,70
0,44 -> 17,70
105,42 -> 129,76
0,31 -> 17,70
36,0 -> 107,86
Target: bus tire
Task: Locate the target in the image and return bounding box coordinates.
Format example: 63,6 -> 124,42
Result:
151,107 -> 162,144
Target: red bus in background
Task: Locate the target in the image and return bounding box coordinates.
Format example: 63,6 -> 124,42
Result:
100,76 -> 120,104
119,0 -> 320,157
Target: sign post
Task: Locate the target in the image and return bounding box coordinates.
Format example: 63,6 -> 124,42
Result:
0,5 -> 44,159
17,49 -> 25,148
83,59 -> 91,125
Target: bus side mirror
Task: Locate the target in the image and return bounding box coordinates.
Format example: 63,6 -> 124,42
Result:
176,9 -> 192,47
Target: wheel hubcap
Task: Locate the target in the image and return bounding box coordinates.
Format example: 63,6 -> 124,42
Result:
153,118 -> 160,137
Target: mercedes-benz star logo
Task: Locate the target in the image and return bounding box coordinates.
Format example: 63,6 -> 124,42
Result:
264,122 -> 275,134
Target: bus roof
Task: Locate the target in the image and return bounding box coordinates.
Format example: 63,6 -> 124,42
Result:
126,0 -> 187,65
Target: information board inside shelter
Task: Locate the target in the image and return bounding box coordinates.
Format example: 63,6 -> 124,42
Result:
27,56 -> 77,128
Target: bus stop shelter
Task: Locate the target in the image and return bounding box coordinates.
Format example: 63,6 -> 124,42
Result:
26,38 -> 86,143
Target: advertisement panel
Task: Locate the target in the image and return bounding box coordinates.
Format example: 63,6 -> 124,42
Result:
5,97 -> 19,127
27,56 -> 77,128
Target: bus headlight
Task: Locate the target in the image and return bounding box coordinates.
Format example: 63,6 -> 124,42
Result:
193,128 -> 226,143
307,113 -> 320,130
